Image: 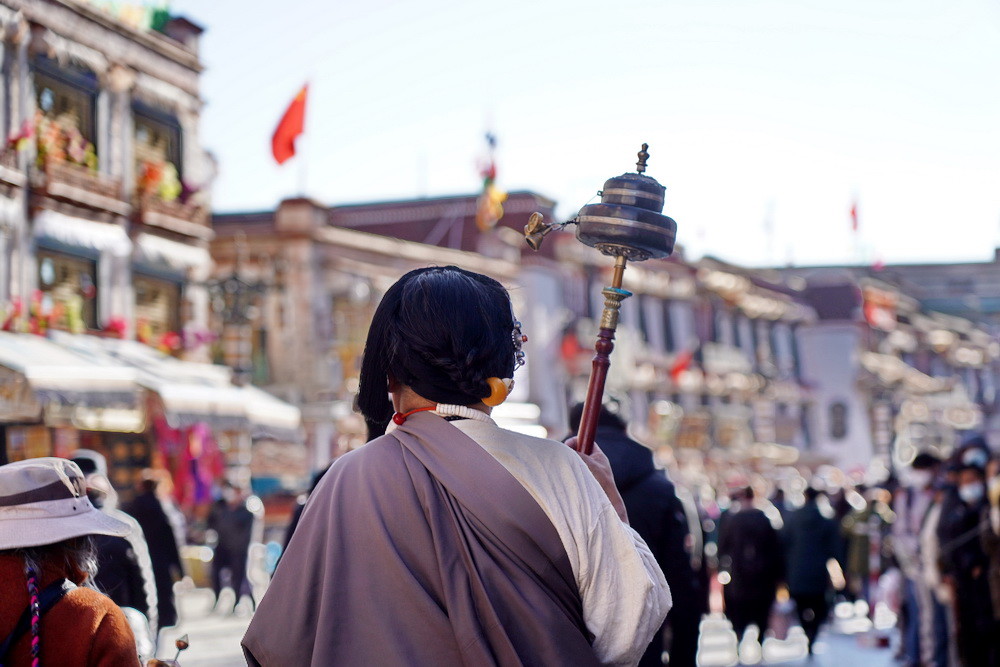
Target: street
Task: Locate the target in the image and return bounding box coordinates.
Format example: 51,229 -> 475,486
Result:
158,584 -> 898,666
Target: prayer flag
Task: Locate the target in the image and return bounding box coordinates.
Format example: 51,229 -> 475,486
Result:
475,133 -> 507,231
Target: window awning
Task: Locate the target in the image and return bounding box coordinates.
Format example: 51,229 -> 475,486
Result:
241,385 -> 303,442
859,352 -> 949,394
0,332 -> 145,431
49,332 -> 302,440
134,233 -> 212,271
33,209 -> 132,257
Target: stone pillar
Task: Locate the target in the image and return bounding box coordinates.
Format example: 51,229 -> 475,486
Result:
102,64 -> 135,188
8,15 -> 30,308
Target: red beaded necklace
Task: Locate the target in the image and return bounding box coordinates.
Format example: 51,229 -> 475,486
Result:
392,406 -> 437,425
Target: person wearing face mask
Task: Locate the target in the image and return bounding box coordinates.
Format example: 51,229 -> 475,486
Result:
123,470 -> 184,630
980,456 -> 1000,663
937,461 -> 995,666
890,452 -> 940,667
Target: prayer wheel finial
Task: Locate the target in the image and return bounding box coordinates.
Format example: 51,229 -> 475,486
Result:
636,143 -> 650,174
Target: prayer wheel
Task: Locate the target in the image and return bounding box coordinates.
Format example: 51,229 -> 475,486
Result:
524,144 -> 678,454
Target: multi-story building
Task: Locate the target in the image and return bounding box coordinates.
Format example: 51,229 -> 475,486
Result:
550,243 -> 816,475
213,192 -> 826,488
784,267 -> 994,470
211,198 -> 533,485
0,2 -> 298,506
0,0 -> 214,350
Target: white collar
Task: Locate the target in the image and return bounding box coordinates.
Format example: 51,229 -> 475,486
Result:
434,404 -> 495,424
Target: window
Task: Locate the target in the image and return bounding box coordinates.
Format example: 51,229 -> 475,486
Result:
134,274 -> 181,338
37,250 -> 98,330
251,327 -> 270,385
829,401 -> 848,440
33,58 -> 98,169
661,300 -> 675,353
133,103 -> 183,200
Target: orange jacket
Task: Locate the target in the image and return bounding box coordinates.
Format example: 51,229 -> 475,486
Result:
0,553 -> 140,666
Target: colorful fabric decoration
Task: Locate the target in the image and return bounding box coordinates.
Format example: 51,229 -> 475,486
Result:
475,133 -> 507,232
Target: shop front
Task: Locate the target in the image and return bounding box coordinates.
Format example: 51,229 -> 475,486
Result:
48,331 -> 302,515
0,330 -> 146,494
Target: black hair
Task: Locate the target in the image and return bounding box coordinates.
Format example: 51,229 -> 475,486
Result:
912,452 -> 941,470
70,456 -> 99,476
357,266 -> 518,439
567,401 -> 626,434
958,463 -> 986,478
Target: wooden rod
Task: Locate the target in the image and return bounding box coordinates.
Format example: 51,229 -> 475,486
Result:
575,256 -> 630,455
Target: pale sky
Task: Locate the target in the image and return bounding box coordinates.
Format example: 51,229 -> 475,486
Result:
172,0 -> 1000,268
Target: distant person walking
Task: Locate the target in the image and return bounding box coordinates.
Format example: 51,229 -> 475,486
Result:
123,470 -> 184,629
71,450 -> 158,634
782,487 -> 841,653
717,485 -> 783,646
208,482 -> 256,613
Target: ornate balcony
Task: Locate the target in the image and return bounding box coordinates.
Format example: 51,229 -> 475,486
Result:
135,194 -> 212,240
0,150 -> 25,186
37,158 -> 129,215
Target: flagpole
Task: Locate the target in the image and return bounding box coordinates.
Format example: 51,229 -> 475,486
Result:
297,130 -> 307,197
297,83 -> 308,197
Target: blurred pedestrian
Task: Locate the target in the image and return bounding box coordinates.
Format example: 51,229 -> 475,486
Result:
782,486 -> 840,654
717,485 -> 783,647
568,401 -> 701,666
0,458 -> 141,666
243,266 -> 670,665
123,470 -> 184,629
208,482 -> 257,613
982,455 -> 1000,660
890,451 -> 942,667
281,465 -> 330,558
938,460 -> 994,666
770,487 -> 789,520
71,451 -> 158,634
918,470 -> 958,667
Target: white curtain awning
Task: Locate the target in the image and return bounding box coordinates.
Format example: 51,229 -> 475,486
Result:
241,385 -> 303,441
49,332 -> 301,439
0,332 -> 138,394
33,210 -> 132,257
0,332 -> 144,431
135,233 -> 212,271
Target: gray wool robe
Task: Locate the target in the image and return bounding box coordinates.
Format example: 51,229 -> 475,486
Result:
242,412 -> 600,666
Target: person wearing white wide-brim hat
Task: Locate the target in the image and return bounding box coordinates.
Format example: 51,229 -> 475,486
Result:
0,457 -> 141,666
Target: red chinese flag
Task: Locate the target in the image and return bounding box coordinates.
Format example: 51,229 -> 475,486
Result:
272,85 -> 308,165
850,202 -> 859,232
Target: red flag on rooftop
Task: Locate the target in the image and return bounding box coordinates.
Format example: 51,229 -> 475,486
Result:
850,200 -> 859,232
272,84 -> 308,165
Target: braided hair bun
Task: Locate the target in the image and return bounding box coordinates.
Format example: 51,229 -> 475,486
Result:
357,266 -> 519,439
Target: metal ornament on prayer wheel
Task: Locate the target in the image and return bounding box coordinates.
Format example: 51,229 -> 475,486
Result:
524,144 -> 677,454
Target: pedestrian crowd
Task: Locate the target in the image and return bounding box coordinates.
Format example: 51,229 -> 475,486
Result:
700,431 -> 1000,667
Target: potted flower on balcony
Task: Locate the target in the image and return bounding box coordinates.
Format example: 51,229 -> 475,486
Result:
137,158 -> 205,226
35,110 -> 98,172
